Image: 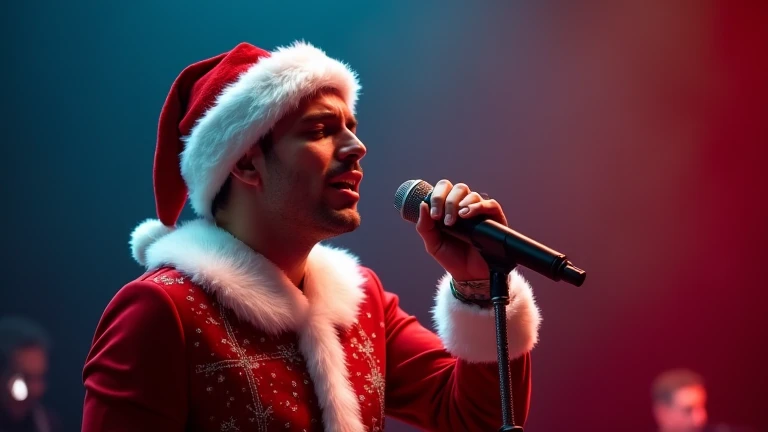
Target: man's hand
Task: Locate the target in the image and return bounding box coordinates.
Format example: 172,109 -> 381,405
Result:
415,179 -> 508,282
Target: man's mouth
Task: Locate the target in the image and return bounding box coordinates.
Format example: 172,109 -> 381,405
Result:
327,171 -> 363,192
330,180 -> 356,190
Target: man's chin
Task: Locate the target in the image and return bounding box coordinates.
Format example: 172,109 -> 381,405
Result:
321,209 -> 361,235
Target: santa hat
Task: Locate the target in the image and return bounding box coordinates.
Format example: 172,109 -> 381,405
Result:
129,41 -> 360,265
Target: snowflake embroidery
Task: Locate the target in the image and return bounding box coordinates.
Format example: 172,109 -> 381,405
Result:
276,345 -> 302,364
153,275 -> 185,285
359,339 -> 374,355
364,368 -> 385,395
351,324 -> 386,429
220,417 -> 239,431
245,403 -> 273,428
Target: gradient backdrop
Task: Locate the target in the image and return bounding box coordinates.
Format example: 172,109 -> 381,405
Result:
2,1 -> 767,431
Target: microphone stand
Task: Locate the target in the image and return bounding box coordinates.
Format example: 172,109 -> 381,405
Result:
484,254 -> 524,432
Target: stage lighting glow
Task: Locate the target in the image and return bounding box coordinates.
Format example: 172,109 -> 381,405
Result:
9,375 -> 28,402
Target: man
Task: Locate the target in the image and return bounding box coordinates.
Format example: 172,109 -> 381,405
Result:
652,369 -> 707,432
0,316 -> 56,432
82,41 -> 540,431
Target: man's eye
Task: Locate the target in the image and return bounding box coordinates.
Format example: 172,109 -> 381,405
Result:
307,124 -> 341,140
307,127 -> 326,139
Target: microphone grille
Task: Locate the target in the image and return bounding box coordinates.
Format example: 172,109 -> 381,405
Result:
394,179 -> 433,223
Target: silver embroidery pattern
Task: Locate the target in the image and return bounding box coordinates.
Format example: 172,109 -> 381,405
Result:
220,416 -> 240,431
194,306 -> 283,432
350,324 -> 385,431
153,275 -> 186,285
196,344 -> 302,375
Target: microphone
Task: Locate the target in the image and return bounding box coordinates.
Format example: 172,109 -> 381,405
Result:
394,179 -> 586,287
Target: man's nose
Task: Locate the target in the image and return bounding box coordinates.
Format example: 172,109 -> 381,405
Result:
337,133 -> 366,163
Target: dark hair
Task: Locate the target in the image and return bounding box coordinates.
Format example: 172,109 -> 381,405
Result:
651,368 -> 704,404
211,133 -> 274,218
211,175 -> 233,218
0,316 -> 50,371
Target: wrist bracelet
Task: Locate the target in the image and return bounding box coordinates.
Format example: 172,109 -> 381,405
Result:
450,279 -> 493,308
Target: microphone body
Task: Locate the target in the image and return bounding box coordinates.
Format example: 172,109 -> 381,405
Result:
394,180 -> 586,287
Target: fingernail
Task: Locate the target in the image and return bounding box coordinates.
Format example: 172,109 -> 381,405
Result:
459,208 -> 469,216
444,214 -> 453,225
431,207 -> 439,218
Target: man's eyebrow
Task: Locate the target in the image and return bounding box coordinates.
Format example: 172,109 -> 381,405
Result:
299,111 -> 357,128
299,111 -> 338,123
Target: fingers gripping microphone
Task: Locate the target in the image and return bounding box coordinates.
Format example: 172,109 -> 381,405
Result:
394,179 -> 586,287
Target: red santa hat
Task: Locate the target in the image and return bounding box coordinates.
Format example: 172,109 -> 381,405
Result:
130,41 -> 361,265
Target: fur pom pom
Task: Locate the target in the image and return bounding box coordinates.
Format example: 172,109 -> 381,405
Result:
129,219 -> 175,266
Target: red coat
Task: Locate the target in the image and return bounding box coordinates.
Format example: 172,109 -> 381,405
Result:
82,220 -> 540,431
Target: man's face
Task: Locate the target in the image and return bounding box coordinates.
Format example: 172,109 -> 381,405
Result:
654,385 -> 707,432
255,90 -> 366,240
2,346 -> 48,418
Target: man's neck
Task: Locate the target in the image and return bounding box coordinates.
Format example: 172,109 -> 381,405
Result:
252,238 -> 311,288
217,217 -> 315,288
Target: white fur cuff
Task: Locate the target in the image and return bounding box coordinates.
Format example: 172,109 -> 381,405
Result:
431,271 -> 541,363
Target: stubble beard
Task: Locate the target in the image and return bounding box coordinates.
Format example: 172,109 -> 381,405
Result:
315,205 -> 361,237
265,168 -> 361,242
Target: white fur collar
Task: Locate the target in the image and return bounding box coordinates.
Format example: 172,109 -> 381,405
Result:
136,219 -> 368,430
141,219 -> 366,335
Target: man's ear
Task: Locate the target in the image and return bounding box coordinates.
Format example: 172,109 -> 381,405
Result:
231,144 -> 263,188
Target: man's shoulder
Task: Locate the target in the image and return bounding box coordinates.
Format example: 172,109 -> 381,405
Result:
136,267 -> 192,289
355,266 -> 393,306
356,265 -> 382,289
112,267 -> 206,310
